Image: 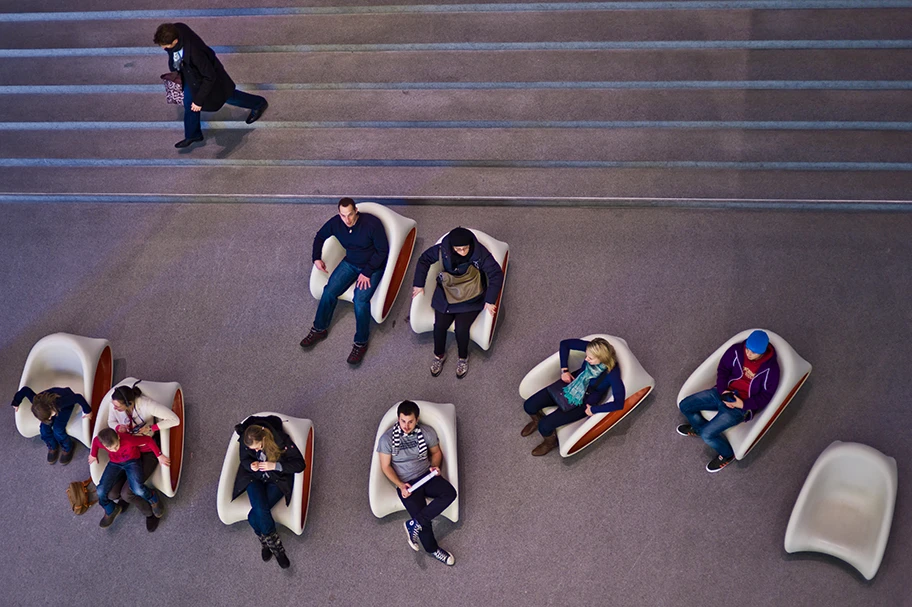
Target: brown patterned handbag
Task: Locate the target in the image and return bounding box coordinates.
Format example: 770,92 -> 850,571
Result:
161,72 -> 183,105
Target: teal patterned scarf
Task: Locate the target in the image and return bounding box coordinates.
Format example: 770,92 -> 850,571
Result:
562,362 -> 607,407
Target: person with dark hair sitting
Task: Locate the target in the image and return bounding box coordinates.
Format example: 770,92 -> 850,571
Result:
10,386 -> 91,465
411,227 -> 504,379
231,415 -> 306,569
89,428 -> 169,529
103,382 -> 180,532
521,337 -> 625,456
300,198 -> 390,365
377,400 -> 458,566
677,330 -> 780,473
153,22 -> 268,149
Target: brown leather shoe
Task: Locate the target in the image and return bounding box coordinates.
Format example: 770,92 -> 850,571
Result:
299,328 -> 328,348
346,342 -> 368,365
521,412 -> 544,437
531,434 -> 558,456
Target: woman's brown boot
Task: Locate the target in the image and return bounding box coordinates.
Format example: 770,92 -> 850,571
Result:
521,412 -> 544,437
532,434 -> 559,456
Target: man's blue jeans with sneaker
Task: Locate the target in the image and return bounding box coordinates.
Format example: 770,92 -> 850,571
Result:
679,388 -> 748,459
183,84 -> 267,139
38,404 -> 76,453
397,475 -> 457,553
246,480 -> 283,535
313,260 -> 383,345
97,458 -> 158,515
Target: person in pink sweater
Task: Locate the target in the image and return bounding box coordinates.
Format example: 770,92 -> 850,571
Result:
89,428 -> 170,528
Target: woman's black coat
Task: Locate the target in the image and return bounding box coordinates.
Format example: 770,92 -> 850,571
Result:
412,230 -> 505,314
231,415 -> 306,505
169,23 -> 236,111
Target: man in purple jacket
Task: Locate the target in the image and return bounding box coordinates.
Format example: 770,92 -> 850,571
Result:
677,330 -> 780,473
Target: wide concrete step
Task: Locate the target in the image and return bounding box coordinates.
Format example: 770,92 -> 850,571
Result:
2,89 -> 908,123
1,165 -> 909,201
0,0 -> 780,14
4,9 -> 910,49
3,128 -> 910,164
4,49 -> 911,86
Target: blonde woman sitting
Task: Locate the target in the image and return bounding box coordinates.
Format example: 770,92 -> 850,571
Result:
521,338 -> 625,456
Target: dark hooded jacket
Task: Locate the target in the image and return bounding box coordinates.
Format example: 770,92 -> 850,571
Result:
412,230 -> 505,314
231,415 -> 306,505
167,23 -> 236,111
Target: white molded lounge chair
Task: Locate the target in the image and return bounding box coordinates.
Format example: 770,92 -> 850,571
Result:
518,334 -> 655,458
15,332 -> 113,448
369,400 -> 459,522
409,229 -> 509,351
676,328 -> 812,460
784,441 -> 898,580
309,202 -> 417,324
89,378 -> 186,498
216,412 -> 315,535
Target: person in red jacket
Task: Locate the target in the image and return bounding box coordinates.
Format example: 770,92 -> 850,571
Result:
677,330 -> 780,473
89,428 -> 170,528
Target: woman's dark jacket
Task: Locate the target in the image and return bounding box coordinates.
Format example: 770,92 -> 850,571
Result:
168,23 -> 236,111
232,415 -> 306,506
559,338 -> 626,414
412,230 -> 505,314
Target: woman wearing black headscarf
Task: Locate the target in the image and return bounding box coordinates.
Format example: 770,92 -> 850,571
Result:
412,227 -> 504,378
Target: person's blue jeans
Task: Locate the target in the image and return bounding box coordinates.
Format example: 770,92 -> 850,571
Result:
397,475 -> 457,553
97,458 -> 159,515
183,84 -> 267,139
313,260 -> 383,344
38,404 -> 76,452
246,480 -> 284,536
523,387 -> 587,438
678,388 -> 748,459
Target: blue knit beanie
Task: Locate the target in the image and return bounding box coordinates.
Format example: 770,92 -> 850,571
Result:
745,330 -> 769,354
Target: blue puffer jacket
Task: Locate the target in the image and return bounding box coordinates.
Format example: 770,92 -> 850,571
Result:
412,231 -> 505,314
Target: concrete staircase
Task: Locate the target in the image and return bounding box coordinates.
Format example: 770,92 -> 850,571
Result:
1,0 -> 910,205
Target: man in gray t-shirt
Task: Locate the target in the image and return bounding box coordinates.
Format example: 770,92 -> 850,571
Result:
377,400 -> 457,566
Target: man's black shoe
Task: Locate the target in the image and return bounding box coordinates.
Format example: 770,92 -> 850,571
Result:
246,101 -> 268,124
47,448 -> 59,464
676,424 -> 699,438
174,136 -> 204,149
706,454 -> 735,473
146,515 -> 160,533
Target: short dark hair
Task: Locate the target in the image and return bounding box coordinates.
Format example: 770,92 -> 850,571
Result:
153,23 -> 179,46
98,428 -> 119,449
397,400 -> 420,419
338,197 -> 356,210
32,391 -> 60,424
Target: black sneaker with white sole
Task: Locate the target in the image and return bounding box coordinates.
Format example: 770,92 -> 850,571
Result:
404,519 -> 421,551
676,424 -> 699,437
706,454 -> 734,473
431,548 -> 455,566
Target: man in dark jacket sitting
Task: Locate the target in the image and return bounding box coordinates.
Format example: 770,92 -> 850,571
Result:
154,23 -> 268,148
677,330 -> 780,473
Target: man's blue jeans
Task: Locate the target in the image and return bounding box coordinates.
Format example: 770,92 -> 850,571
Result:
679,388 -> 748,459
38,404 -> 76,453
313,260 -> 383,344
97,458 -> 158,515
246,480 -> 284,535
183,84 -> 267,139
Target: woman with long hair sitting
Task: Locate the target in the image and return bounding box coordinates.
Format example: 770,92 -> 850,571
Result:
104,381 -> 180,532
231,415 -> 305,569
521,337 -> 625,456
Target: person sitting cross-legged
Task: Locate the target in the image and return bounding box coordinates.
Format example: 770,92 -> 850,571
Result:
377,400 -> 458,566
677,330 -> 780,473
